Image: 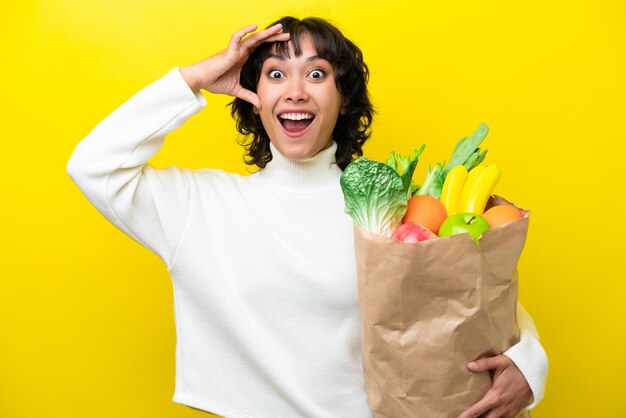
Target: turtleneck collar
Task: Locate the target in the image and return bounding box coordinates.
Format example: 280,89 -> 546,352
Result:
254,141 -> 343,192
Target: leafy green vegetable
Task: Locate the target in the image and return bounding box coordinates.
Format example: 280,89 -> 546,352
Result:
418,122 -> 490,199
417,162 -> 446,198
445,122 -> 489,175
341,155 -> 419,237
340,122 -> 490,236
385,145 -> 426,199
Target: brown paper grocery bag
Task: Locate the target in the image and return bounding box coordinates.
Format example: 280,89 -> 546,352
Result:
355,196 -> 530,418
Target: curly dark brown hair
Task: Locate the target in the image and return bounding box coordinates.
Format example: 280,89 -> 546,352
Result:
230,16 -> 374,170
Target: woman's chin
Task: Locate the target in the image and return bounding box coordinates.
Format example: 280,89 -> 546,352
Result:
285,148 -> 316,160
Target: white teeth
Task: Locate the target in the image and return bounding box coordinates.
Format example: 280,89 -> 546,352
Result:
278,112 -> 314,120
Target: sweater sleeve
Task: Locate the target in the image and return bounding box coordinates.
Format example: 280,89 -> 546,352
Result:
503,303 -> 549,410
66,67 -> 207,267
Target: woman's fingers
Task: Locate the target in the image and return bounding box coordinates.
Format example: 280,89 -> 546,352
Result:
229,24 -> 258,50
483,408 -> 510,418
226,24 -> 290,63
240,23 -> 290,50
461,355 -> 530,418
455,390 -> 498,418
262,32 -> 291,44
234,87 -> 261,110
468,355 -> 507,372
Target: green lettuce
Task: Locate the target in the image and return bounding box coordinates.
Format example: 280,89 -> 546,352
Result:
340,150 -> 422,237
418,122 -> 490,198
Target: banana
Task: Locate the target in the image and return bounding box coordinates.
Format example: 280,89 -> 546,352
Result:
459,165 -> 485,211
462,164 -> 502,215
440,165 -> 468,215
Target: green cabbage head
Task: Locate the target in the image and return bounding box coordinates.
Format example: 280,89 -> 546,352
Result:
340,156 -> 418,237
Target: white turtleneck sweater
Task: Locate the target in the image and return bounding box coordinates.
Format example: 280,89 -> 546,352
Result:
66,68 -> 547,418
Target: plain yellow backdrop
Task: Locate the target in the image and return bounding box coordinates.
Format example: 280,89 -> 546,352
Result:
2,0 -> 625,417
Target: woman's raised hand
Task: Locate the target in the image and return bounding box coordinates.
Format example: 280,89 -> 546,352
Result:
179,24 -> 290,109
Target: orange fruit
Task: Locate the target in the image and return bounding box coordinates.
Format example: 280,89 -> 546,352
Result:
402,195 -> 448,234
482,205 -> 523,227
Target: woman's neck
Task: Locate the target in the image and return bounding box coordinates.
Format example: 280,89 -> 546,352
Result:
255,141 -> 342,191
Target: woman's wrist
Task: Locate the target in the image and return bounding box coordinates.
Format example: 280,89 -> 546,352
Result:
179,65 -> 202,94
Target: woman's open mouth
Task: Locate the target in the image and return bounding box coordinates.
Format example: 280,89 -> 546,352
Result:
278,112 -> 315,137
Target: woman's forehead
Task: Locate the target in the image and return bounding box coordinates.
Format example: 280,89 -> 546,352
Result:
270,33 -> 316,58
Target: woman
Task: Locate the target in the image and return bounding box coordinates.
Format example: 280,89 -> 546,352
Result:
67,16 -> 547,418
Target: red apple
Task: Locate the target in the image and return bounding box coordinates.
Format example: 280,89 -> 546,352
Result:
391,222 -> 437,243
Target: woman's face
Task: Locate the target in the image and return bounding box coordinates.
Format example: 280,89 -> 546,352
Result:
255,35 -> 343,161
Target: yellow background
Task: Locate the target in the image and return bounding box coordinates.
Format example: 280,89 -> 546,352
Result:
2,0 -> 624,417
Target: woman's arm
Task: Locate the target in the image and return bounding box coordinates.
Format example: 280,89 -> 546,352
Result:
456,303 -> 548,418
67,24 -> 289,266
66,69 -> 207,266
502,303 -> 549,407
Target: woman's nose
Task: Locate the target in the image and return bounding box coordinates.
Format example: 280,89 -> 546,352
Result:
285,79 -> 308,102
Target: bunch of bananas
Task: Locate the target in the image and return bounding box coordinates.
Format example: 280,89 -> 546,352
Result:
440,164 -> 502,215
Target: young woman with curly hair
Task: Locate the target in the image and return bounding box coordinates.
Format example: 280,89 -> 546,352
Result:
229,16 -> 373,170
67,16 -> 546,418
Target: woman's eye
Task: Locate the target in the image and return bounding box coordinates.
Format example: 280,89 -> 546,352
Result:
268,69 -> 284,79
309,69 -> 325,79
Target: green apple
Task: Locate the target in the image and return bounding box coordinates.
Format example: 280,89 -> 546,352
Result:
438,212 -> 491,244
